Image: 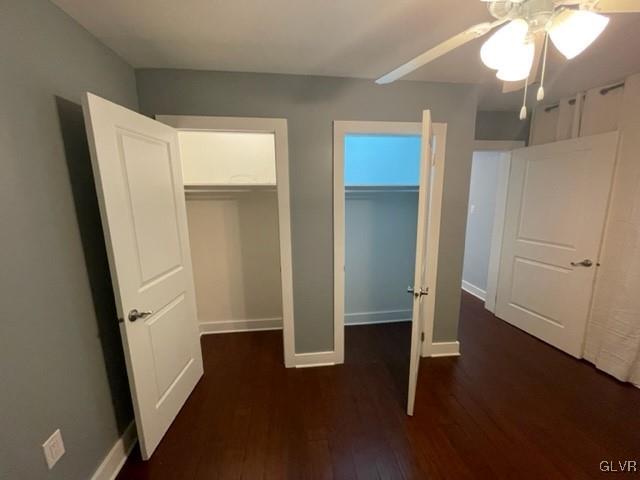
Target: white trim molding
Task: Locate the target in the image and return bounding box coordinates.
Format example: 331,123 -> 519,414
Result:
461,281 -> 486,301
420,123 -> 448,358
90,422 -> 137,480
485,151 -> 513,313
430,341 -> 461,357
199,317 -> 282,335
345,309 -> 411,325
156,115 -> 296,368
294,351 -> 337,368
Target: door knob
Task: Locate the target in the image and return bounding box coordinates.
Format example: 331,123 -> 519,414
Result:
128,309 -> 153,322
407,286 -> 428,297
570,259 -> 593,267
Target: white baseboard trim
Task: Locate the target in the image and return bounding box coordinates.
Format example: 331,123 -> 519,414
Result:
199,317 -> 282,335
345,309 -> 412,326
91,421 -> 137,480
430,341 -> 461,357
294,351 -> 337,368
461,281 -> 486,301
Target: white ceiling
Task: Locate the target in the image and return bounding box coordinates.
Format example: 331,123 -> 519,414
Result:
53,0 -> 640,110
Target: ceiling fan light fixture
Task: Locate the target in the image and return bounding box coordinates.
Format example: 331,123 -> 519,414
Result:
496,41 -> 535,81
548,9 -> 610,59
480,19 -> 529,70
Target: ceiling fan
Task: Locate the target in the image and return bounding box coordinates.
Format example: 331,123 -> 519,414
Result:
376,0 -> 640,119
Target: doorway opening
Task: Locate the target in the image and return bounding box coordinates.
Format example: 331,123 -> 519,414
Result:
333,119 -> 447,413
157,115 -> 296,368
461,141 -> 523,312
461,135 -> 620,359
344,132 -> 420,400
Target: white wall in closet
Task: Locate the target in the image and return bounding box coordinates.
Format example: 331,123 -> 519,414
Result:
343,134 -> 420,325
179,131 -> 276,185
186,190 -> 283,333
179,129 -> 284,334
345,190 -> 417,324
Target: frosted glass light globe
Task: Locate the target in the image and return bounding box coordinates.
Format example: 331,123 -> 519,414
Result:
549,9 -> 609,59
480,19 -> 530,70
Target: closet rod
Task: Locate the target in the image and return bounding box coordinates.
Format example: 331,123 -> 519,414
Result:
345,185 -> 418,193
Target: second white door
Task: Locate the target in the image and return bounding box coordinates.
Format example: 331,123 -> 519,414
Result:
407,110 -> 434,415
495,132 -> 618,357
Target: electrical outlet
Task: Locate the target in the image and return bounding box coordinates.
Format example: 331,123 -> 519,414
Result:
42,429 -> 65,469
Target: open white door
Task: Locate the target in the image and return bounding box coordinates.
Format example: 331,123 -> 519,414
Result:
82,93 -> 203,459
495,132 -> 618,358
407,110 -> 433,416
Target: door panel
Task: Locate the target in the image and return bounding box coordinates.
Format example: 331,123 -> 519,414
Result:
407,110 -> 433,416
83,93 -> 203,459
120,131 -> 184,282
496,132 -> 618,358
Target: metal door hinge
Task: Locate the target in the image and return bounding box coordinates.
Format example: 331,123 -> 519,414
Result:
421,332 -> 425,342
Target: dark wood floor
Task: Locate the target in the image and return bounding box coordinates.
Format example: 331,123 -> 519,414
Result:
118,292 -> 640,479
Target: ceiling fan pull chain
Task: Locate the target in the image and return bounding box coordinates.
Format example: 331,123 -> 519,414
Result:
537,33 -> 549,102
520,75 -> 529,121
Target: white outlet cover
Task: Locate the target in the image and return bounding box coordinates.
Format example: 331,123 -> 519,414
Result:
42,429 -> 65,469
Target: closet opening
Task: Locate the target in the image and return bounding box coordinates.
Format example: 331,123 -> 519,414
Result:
157,116 -> 295,367
345,132 -> 419,394
333,119 -> 448,408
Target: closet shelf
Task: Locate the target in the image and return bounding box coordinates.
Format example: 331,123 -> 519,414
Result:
184,183 -> 277,194
345,185 -> 419,193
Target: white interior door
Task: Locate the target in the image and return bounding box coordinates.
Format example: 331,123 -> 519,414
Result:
407,110 -> 433,416
495,132 -> 618,357
82,93 -> 203,459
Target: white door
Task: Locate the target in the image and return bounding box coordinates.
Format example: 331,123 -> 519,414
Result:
495,132 -> 618,358
407,110 -> 433,416
82,93 -> 203,459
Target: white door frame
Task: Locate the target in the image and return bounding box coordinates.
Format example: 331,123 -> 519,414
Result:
156,115 -> 296,368
333,120 -> 448,363
471,140 -> 525,313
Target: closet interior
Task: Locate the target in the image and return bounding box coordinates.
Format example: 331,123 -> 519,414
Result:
178,130 -> 283,334
344,134 -> 420,327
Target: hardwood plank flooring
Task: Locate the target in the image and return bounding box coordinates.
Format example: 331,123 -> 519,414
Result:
118,292 -> 640,479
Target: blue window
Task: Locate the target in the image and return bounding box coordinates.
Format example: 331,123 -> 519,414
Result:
344,134 -> 421,186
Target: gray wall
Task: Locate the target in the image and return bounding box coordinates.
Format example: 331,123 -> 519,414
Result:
462,151 -> 502,293
476,110 -> 530,141
136,69 -> 478,350
345,192 -> 417,324
0,1 -> 137,478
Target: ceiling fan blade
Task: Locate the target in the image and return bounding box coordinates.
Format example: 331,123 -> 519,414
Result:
501,31 -> 545,93
376,19 -> 506,84
593,0 -> 640,13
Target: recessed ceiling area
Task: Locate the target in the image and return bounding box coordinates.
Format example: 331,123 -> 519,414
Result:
52,0 -> 640,110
